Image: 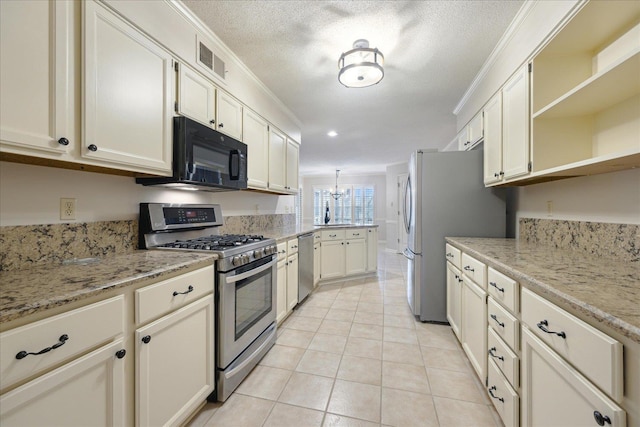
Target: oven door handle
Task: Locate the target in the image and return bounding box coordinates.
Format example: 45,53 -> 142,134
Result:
225,257 -> 277,284
224,325 -> 275,379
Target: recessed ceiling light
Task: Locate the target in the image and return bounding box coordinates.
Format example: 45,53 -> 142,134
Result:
327,131 -> 338,137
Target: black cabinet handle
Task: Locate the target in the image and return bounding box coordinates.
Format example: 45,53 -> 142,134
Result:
87,144 -> 98,152
489,281 -> 505,293
499,171 -> 504,176
488,347 -> 504,361
537,320 -> 566,339
58,137 -> 69,146
219,123 -> 224,128
210,119 -> 215,125
494,172 -> 499,178
446,253 -> 453,258
488,386 -> 504,403
464,266 -> 474,272
173,285 -> 194,296
142,335 -> 151,344
593,411 -> 612,426
490,314 -> 505,328
115,349 -> 126,359
16,334 -> 69,360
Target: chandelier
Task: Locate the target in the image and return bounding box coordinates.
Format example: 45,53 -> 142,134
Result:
338,39 -> 384,88
329,169 -> 344,200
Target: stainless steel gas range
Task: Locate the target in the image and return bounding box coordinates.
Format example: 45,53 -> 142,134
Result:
139,203 -> 278,402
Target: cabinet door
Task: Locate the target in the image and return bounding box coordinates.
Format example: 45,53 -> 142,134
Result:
320,240 -> 346,280
177,63 -> 216,128
366,228 -> 378,272
285,138 -> 299,193
0,340 -> 126,427
467,111 -> 484,148
483,92 -> 503,185
456,129 -> 468,151
502,64 -> 531,179
276,258 -> 288,323
216,90 -> 243,140
243,108 -> 269,189
268,126 -> 287,192
461,276 -> 487,381
136,296 -> 214,427
0,0 -> 73,157
446,262 -> 463,341
345,239 -> 367,275
286,254 -> 299,311
313,243 -> 321,286
521,327 -> 626,427
83,0 -> 173,175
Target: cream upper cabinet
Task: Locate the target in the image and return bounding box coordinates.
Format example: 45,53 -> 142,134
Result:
177,63 -> 216,128
243,108 -> 269,189
285,138 -> 300,193
502,64 -> 531,180
82,0 -> 173,175
483,92 -> 503,185
467,111 -> 484,149
0,0 -> 74,158
268,126 -> 287,192
216,91 -> 243,140
456,129 -> 468,151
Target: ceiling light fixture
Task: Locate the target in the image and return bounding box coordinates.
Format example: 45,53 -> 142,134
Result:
329,169 -> 344,200
327,130 -> 338,137
338,39 -> 384,88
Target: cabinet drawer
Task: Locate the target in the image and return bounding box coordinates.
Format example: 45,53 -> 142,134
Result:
313,232 -> 321,242
461,253 -> 486,288
136,266 -> 214,325
521,288 -> 623,401
287,238 -> 299,255
276,242 -> 287,261
321,229 -> 345,241
1,296 -> 124,390
488,327 -> 519,389
487,268 -> 519,314
488,297 -> 519,352
346,229 -> 365,239
487,358 -> 519,427
445,243 -> 461,269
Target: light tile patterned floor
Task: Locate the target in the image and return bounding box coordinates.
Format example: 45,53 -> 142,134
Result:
188,250 -> 503,427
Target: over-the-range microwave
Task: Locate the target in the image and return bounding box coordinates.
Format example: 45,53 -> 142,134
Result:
136,116 -> 247,191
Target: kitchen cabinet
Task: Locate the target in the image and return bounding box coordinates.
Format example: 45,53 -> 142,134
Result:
483,92 -> 503,185
276,243 -> 288,324
243,108 -> 269,189
457,111 -> 484,151
0,0 -> 74,159
320,239 -> 346,280
501,64 -> 531,180
276,239 -> 299,323
177,62 -> 217,128
366,227 -> 378,272
461,275 -> 487,382
286,238 -> 299,311
446,261 -> 463,341
285,138 -> 300,193
216,90 -> 243,140
136,295 -> 214,427
345,232 -> 366,276
313,240 -> 321,286
487,358 -> 519,427
82,0 -> 173,175
268,126 -> 287,192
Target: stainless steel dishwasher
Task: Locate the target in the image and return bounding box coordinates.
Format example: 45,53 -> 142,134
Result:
297,232 -> 314,303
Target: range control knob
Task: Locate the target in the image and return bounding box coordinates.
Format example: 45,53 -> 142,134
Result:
232,256 -> 243,267
242,254 -> 250,264
268,245 -> 276,255
254,249 -> 265,258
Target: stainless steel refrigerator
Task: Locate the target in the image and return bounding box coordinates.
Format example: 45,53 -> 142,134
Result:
402,149 -> 506,322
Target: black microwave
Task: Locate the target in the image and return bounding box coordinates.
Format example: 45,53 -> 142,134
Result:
137,116 -> 247,191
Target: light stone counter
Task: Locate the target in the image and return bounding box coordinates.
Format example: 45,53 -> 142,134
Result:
0,251 -> 217,324
259,223 -> 379,243
445,237 -> 640,343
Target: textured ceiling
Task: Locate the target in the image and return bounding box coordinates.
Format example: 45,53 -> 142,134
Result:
181,0 -> 525,176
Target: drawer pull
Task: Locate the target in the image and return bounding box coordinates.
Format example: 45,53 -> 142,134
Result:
446,253 -> 453,258
173,285 -> 194,296
489,281 -> 505,293
329,234 -> 337,237
537,319 -> 566,339
593,411 -> 612,426
15,334 -> 69,360
142,335 -> 151,344
488,347 -> 504,361
115,349 -> 126,359
488,386 -> 504,403
490,314 -> 505,328
353,233 -> 360,236
464,266 -> 474,272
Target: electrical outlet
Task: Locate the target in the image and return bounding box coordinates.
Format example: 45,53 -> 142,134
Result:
60,198 -> 76,220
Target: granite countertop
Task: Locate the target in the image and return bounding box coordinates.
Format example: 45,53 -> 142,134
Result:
0,251 -> 217,324
446,237 -> 640,344
260,223 -> 378,242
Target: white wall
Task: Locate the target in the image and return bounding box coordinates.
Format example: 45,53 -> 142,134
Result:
301,173 -> 387,241
385,162 -> 408,252
0,162 -> 294,226
515,168 -> 640,227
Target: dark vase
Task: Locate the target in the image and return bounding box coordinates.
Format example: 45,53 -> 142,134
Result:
324,201 -> 330,224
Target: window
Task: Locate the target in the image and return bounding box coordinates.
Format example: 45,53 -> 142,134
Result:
313,185 -> 375,224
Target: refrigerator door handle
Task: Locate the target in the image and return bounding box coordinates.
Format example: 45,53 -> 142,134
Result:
403,175 -> 412,234
402,248 -> 414,260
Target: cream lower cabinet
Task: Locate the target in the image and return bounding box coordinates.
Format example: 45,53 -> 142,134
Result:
276,239 -> 299,323
345,238 -> 366,275
313,241 -> 321,286
461,275 -> 487,382
446,261 -> 463,341
276,253 -> 288,324
522,327 -> 626,427
82,0 -> 173,175
320,239 -> 346,280
366,227 -> 378,272
286,253 -> 299,311
136,295 -> 214,427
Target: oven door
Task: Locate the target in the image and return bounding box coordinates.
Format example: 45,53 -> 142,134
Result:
217,255 -> 277,369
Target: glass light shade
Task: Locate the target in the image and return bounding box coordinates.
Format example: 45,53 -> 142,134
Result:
338,44 -> 384,88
